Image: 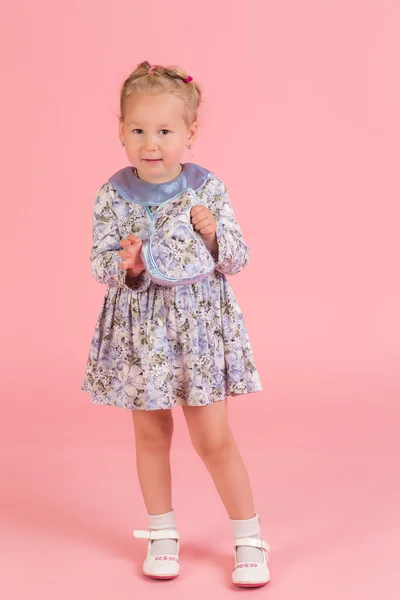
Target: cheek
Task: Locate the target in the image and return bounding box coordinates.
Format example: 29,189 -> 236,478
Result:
124,141 -> 140,156
162,142 -> 183,158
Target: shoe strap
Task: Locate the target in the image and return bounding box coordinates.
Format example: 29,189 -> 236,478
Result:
133,529 -> 180,541
234,537 -> 270,552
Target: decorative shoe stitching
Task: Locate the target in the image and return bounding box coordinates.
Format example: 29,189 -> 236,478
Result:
233,563 -> 259,570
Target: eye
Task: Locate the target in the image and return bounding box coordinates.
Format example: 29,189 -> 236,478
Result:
131,129 -> 170,135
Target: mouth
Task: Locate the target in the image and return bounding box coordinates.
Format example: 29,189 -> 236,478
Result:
143,158 -> 162,162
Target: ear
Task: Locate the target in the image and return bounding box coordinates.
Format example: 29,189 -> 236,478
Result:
119,119 -> 125,143
188,120 -> 198,144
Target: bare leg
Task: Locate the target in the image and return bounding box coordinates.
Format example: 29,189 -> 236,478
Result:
132,409 -> 174,515
182,399 -> 256,520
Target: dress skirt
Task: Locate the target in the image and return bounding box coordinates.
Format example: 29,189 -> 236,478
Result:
81,271 -> 262,411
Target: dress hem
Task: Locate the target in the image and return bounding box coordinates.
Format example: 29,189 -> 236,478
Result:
81,385 -> 263,411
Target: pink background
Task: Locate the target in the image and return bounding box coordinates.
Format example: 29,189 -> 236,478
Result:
1,1 -> 399,598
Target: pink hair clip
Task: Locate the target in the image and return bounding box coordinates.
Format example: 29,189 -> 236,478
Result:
148,65 -> 156,74
183,75 -> 193,83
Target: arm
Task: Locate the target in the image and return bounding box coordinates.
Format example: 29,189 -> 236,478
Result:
207,178 -> 250,275
90,183 -> 150,292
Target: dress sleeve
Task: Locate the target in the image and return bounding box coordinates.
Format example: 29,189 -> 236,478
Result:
207,178 -> 250,275
90,183 -> 151,292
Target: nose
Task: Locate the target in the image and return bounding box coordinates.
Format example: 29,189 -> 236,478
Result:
143,134 -> 159,151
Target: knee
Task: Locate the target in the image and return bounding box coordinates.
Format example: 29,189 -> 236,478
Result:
192,433 -> 233,462
133,412 -> 174,452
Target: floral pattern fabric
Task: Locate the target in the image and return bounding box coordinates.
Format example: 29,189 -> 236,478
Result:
142,191 -> 215,284
81,174 -> 262,410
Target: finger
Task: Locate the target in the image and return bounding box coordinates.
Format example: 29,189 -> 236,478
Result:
191,214 -> 204,226
121,237 -> 139,248
191,205 -> 207,218
199,225 -> 216,236
192,212 -> 211,224
192,210 -> 213,224
191,205 -> 207,216
127,234 -> 141,243
118,250 -> 131,258
193,217 -> 213,231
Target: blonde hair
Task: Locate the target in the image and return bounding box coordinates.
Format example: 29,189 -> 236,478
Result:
119,61 -> 202,128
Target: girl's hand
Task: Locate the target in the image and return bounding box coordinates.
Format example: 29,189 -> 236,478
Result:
118,234 -> 146,277
190,205 -> 217,239
191,205 -> 218,254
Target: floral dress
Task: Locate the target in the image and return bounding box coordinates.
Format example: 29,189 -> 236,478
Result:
81,163 -> 262,410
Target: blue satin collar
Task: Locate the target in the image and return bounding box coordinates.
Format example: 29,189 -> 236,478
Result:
108,162 -> 213,206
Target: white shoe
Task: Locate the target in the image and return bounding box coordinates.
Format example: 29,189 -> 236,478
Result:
232,537 -> 271,587
133,529 -> 180,579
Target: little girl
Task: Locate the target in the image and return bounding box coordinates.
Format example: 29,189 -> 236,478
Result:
81,61 -> 271,587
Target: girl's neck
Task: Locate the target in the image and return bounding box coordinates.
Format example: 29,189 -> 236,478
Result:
133,163 -> 184,184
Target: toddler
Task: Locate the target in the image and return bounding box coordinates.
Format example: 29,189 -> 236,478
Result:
82,61 -> 270,587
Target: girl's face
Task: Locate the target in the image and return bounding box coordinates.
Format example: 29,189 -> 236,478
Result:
119,92 -> 198,184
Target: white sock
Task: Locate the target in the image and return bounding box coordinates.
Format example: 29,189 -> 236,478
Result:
230,513 -> 264,563
148,510 -> 178,557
